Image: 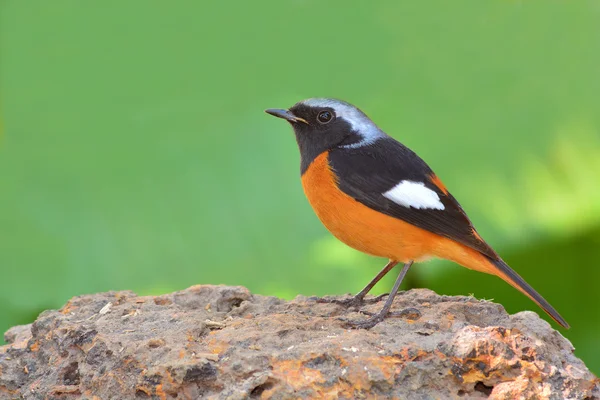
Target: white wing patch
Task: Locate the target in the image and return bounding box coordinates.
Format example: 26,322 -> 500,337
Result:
383,180 -> 445,210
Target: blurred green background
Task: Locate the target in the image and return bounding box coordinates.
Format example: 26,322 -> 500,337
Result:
1,0 -> 599,373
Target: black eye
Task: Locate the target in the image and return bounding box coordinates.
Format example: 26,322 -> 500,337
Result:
317,110 -> 334,124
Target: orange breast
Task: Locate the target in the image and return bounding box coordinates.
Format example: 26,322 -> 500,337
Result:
301,152 -> 495,274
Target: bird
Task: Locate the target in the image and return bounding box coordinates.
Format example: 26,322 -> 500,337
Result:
265,98 -> 569,330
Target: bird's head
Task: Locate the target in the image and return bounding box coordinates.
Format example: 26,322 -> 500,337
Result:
266,98 -> 387,172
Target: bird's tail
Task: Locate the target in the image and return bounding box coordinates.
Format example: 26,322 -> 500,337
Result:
488,257 -> 570,329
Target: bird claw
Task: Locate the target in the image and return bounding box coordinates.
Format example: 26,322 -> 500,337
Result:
314,293 -> 388,309
339,314 -> 385,330
339,307 -> 422,329
362,293 -> 389,304
317,297 -> 364,309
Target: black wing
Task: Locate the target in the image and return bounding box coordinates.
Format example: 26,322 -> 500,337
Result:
328,138 -> 498,258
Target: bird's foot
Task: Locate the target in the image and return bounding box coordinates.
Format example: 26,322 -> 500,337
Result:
340,312 -> 386,329
340,307 -> 422,329
313,293 -> 388,309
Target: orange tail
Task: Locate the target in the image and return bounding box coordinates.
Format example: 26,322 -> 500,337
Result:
487,257 -> 569,329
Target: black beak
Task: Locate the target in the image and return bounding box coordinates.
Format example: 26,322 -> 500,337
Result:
265,108 -> 309,124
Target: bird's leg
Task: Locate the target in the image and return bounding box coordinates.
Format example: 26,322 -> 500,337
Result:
316,260 -> 398,309
342,260 -> 414,329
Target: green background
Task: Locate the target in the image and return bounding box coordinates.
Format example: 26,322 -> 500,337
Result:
1,0 -> 599,374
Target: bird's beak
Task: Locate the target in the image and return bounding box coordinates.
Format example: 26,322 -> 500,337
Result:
265,108 -> 309,124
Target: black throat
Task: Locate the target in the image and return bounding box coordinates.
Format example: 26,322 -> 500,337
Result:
297,130 -> 364,175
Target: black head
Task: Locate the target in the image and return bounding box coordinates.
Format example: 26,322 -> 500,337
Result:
266,98 -> 386,173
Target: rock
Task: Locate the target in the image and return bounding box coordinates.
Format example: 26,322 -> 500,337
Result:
0,285 -> 598,399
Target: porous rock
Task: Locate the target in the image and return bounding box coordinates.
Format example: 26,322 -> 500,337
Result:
0,285 -> 598,399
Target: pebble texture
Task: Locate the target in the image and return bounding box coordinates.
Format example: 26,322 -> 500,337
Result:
1,285 -> 598,399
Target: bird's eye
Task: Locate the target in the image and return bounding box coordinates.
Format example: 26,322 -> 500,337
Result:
317,110 -> 334,124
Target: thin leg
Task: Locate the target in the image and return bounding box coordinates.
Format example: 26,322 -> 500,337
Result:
316,260 -> 399,308
343,260 -> 414,329
354,260 -> 399,301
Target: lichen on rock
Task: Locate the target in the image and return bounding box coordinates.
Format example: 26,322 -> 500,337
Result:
1,285 -> 598,399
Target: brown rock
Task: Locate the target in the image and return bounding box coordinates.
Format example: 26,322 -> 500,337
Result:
0,285 -> 598,399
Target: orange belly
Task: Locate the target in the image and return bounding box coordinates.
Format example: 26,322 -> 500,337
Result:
301,152 -> 495,274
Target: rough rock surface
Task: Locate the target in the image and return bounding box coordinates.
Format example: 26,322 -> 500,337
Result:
0,285 -> 598,400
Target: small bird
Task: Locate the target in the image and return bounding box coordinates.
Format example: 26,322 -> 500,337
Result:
265,98 -> 569,329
